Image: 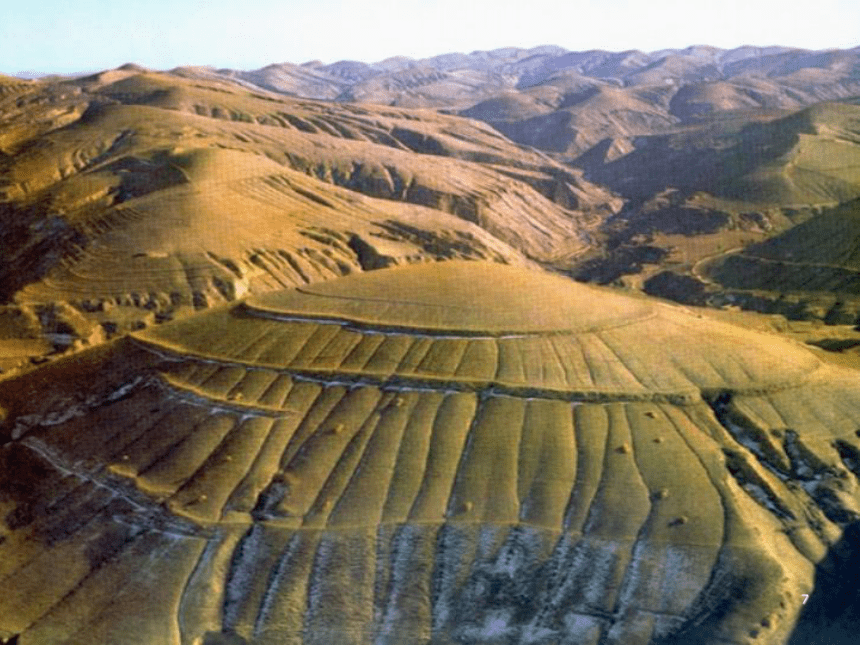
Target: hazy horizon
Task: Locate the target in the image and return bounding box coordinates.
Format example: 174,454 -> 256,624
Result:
2,0 -> 858,77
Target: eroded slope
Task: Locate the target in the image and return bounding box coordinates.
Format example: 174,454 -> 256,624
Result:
1,262 -> 860,644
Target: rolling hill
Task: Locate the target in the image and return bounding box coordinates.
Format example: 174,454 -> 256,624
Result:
586,102 -> 860,205
0,66 -> 616,370
568,101 -> 860,307
670,198 -> 860,324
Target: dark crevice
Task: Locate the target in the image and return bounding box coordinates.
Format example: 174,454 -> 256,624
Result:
346,234 -> 397,271
222,524 -> 264,631
788,521 -> 860,645
834,439 -> 860,479
651,550 -> 757,645
705,392 -> 797,520
202,630 -> 247,645
721,448 -> 796,521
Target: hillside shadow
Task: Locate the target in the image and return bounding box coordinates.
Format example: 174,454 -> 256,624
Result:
788,522 -> 860,644
586,108 -> 814,201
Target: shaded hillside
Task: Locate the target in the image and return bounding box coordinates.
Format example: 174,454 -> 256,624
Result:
565,103 -> 860,303
586,102 -> 860,205
3,262 -> 860,643
663,199 -> 860,323
467,84 -> 676,158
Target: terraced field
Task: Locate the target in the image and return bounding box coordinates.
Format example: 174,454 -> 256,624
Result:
2,262 -> 860,644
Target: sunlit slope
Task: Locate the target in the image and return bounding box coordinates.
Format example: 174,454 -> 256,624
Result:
2,263 -> 860,643
0,78 -> 88,157
10,141 -> 530,307
0,69 -> 614,346
81,69 -> 608,209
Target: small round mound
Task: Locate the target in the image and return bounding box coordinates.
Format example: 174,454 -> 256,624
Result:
245,260 -> 656,334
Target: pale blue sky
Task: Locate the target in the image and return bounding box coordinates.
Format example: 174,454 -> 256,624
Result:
3,0 -> 858,75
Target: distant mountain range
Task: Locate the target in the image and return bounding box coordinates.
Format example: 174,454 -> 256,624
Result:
178,45 -> 859,103
165,45 -> 860,161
